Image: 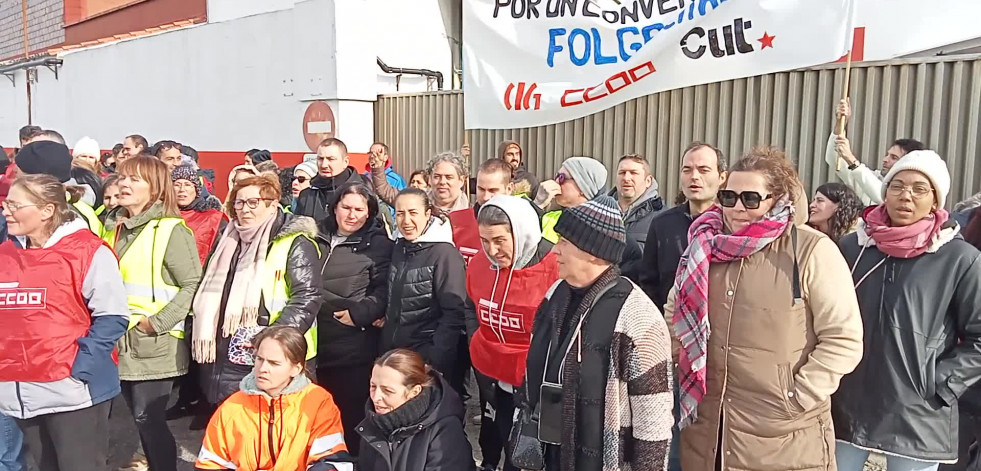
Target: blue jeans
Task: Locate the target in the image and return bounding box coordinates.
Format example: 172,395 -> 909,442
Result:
836,441 -> 940,471
0,413 -> 24,471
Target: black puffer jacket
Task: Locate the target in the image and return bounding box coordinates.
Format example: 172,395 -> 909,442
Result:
293,167 -> 367,223
381,218 -> 467,376
198,211 -> 323,404
315,218 -> 393,368
834,224 -> 981,461
357,372 -> 473,471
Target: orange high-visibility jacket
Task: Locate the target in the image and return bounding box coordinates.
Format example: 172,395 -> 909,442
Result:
196,373 -> 351,471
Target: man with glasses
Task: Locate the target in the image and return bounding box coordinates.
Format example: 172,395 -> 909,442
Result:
535,156 -> 608,243
639,142 -> 727,471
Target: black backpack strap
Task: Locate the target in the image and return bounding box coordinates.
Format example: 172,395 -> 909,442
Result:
792,226 -> 802,302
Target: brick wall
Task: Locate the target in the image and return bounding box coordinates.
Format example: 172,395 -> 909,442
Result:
0,0 -> 65,61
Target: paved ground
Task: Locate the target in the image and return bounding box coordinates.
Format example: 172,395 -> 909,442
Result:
103,385 -> 484,471
100,382 -> 882,471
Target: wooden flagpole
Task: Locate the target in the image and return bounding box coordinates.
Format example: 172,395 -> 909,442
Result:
835,48 -> 853,171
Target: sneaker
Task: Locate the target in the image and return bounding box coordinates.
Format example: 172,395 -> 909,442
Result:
118,453 -> 149,471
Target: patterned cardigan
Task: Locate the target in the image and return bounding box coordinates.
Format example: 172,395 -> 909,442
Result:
602,283 -> 674,471
527,277 -> 674,471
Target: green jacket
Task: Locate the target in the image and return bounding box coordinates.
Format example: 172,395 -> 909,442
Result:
104,203 -> 202,380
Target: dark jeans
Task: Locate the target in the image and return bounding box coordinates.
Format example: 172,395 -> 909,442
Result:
474,371 -> 519,471
475,372 -> 502,469
16,400 -> 110,471
122,379 -> 177,471
316,364 -> 373,457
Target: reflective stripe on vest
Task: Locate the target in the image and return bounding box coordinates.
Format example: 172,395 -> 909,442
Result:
71,199 -> 104,236
108,217 -> 187,339
262,233 -> 318,359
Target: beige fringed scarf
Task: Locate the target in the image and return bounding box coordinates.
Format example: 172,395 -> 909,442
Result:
191,212 -> 276,363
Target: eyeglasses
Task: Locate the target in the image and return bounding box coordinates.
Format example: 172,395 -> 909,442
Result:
1,200 -> 39,213
292,176 -> 309,184
232,198 -> 275,210
717,190 -> 772,209
554,172 -> 572,185
886,182 -> 933,198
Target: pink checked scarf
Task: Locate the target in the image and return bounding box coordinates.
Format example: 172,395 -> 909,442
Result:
862,205 -> 949,258
672,199 -> 794,428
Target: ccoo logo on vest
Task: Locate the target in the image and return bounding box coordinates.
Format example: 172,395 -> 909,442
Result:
478,298 -> 525,333
0,283 -> 46,309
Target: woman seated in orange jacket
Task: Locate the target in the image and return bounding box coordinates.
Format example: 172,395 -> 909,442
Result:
195,326 -> 352,471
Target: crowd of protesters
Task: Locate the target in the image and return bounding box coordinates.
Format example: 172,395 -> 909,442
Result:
0,100 -> 980,471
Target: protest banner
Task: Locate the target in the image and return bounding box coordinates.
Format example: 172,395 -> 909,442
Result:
463,0 -> 856,129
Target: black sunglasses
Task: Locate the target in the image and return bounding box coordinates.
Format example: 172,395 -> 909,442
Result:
293,176 -> 309,184
717,190 -> 772,209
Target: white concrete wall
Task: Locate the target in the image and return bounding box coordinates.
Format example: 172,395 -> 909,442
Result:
0,71 -> 30,146
1,0 -> 453,152
374,0 -> 454,94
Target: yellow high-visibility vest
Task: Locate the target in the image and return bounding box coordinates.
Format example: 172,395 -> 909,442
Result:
541,210 -> 561,243
71,198 -> 103,236
104,217 -> 187,339
262,233 -> 319,360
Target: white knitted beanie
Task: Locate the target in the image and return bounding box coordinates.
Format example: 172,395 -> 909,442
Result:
881,150 -> 950,208
72,136 -> 100,158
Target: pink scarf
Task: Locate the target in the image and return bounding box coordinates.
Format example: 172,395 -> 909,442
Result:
862,205 -> 949,258
672,199 -> 793,428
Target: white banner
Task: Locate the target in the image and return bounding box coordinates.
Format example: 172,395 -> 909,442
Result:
856,0 -> 981,61
463,0 -> 855,129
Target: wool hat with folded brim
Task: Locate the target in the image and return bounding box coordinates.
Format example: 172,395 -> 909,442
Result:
881,149 -> 950,208
554,195 -> 626,264
16,141 -> 72,183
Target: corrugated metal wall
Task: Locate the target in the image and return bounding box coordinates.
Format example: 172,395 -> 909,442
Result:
375,54 -> 981,208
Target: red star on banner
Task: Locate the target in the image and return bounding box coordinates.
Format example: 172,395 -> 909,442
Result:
758,32 -> 776,49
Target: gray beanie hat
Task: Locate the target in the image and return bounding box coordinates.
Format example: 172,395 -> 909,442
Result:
561,157 -> 607,199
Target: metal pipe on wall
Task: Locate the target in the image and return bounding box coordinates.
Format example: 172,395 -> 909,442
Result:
21,0 -> 32,124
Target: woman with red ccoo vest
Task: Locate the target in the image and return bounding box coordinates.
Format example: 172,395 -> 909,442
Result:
465,194 -> 559,471
0,175 -> 129,471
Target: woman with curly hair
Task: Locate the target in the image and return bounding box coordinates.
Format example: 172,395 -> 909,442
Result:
808,182 -> 863,243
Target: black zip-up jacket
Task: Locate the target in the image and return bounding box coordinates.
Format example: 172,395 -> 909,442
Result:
293,167 -> 367,224
381,219 -> 467,375
197,211 -> 323,405
357,372 -> 473,471
315,218 -> 393,368
638,202 -> 695,312
833,228 -> 981,461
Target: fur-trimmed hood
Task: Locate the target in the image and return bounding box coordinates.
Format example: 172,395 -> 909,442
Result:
272,211 -> 318,242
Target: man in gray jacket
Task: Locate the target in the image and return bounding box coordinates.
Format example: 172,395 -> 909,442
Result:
609,154 -> 664,252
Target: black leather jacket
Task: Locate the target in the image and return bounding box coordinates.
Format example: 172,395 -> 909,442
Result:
833,228 -> 981,461
198,211 -> 323,404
